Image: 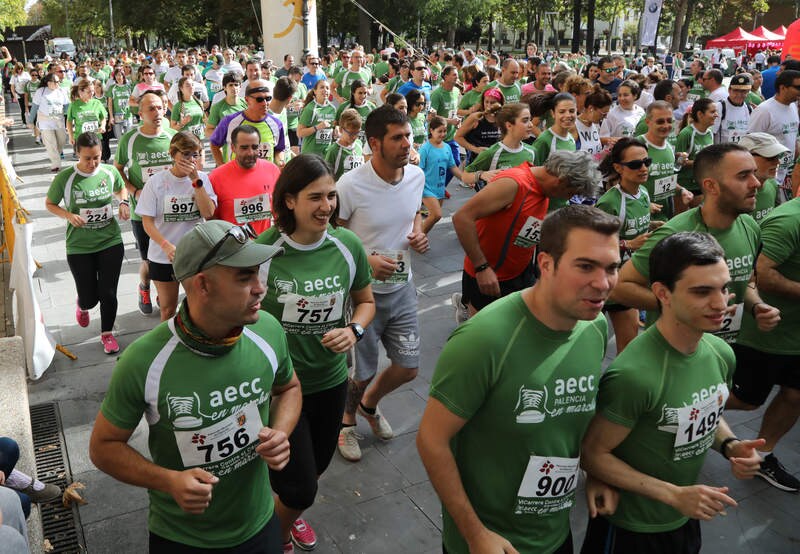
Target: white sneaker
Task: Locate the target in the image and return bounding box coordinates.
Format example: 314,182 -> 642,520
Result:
358,404 -> 393,440
451,292 -> 470,325
338,426 -> 363,462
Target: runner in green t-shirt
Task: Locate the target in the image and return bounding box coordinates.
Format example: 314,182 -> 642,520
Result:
170,78 -> 206,140
596,138 -> 653,352
466,103 -> 536,173
206,74 -> 247,136
581,231 -> 764,553
430,66 -> 462,142
45,132 -> 130,354
324,108 -> 365,180
457,71 -> 489,115
675,99 -> 717,195
105,72 -> 134,139
286,67 -> 308,153
725,132 -> 800,493
332,54 -> 371,104
114,91 -> 177,315
256,155 -> 373,550
334,79 -> 375,143
612,143 -> 776,346
532,93 -> 578,212
419,205 -> 621,554
297,80 -> 336,156
89,220 -> 300,551
66,80 -> 108,144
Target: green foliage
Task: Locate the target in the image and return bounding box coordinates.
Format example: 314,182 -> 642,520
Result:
1,0 -> 28,38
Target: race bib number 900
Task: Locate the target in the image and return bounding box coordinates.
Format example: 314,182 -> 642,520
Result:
515,455 -> 579,515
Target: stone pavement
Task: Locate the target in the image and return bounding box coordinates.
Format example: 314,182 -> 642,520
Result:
2,99 -> 798,553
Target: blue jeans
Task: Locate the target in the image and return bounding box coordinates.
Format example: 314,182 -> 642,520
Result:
0,437 -> 31,519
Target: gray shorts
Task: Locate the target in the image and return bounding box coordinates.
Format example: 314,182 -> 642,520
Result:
354,280 -> 420,381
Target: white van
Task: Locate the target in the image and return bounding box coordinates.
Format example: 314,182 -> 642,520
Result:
48,37 -> 76,59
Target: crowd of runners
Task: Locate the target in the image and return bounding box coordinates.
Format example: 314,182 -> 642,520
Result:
1,39 -> 799,553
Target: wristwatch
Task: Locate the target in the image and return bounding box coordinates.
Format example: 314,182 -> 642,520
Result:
349,322 -> 365,342
192,179 -> 203,189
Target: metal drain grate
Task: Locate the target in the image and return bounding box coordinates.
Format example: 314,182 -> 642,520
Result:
30,402 -> 85,553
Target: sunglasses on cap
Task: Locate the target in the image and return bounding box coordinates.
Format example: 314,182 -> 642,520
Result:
618,157 -> 653,170
196,225 -> 257,274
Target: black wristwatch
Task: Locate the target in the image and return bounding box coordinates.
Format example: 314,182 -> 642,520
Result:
349,322 -> 365,342
192,178 -> 204,189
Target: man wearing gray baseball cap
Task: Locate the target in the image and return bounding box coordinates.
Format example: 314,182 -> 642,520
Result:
737,132 -> 790,223
90,220 -> 302,552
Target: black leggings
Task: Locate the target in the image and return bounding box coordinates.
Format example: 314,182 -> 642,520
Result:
270,379 -> 348,510
66,242 -> 124,333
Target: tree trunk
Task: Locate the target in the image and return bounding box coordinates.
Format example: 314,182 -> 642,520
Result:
488,20 -> 494,52
358,8 -> 371,49
671,0 -> 687,52
571,0 -> 582,53
587,0 -> 596,55
680,0 -> 695,52
447,26 -> 456,49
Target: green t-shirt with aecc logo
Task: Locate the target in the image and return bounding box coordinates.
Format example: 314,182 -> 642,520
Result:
675,124 -> 713,192
100,312 -> 294,548
105,83 -> 133,122
256,227 -> 372,394
66,98 -> 108,140
409,112 -> 427,147
430,86 -> 461,141
46,164 -> 125,255
598,325 -> 734,533
430,291 -> 608,554
466,141 -> 536,172
298,101 -> 336,155
631,207 -> 760,343
324,140 -> 365,181
738,198 -> 800,354
751,177 -> 778,223
487,80 -> 522,104
637,136 -> 676,219
170,99 -> 205,140
115,126 -> 177,221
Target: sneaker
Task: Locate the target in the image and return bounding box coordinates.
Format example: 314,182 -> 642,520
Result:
76,300 -> 90,327
451,292 -> 470,325
337,426 -> 363,462
358,404 -> 393,440
756,453 -> 800,492
34,136 -> 42,145
21,481 -> 61,504
138,283 -> 153,315
290,519 -> 317,551
282,541 -> 295,554
101,334 -> 119,355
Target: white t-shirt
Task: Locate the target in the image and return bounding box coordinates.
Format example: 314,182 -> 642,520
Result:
167,81 -> 209,105
748,97 -> 800,184
635,90 -> 654,110
575,119 -> 603,156
222,62 -> 244,78
707,87 -> 728,103
600,104 -> 645,138
713,99 -> 751,144
336,161 -> 424,294
134,170 -> 218,264
33,87 -> 70,130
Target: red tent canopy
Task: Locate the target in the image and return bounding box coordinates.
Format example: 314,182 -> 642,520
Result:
774,26 -> 788,38
751,26 -> 784,41
706,27 -> 762,49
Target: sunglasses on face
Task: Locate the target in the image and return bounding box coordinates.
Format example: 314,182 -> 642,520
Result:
249,95 -> 272,103
653,118 -> 674,125
618,157 -> 653,170
602,67 -> 616,73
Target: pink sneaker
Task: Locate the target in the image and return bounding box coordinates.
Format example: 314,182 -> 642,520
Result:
282,541 -> 295,553
76,300 -> 90,327
291,518 -> 317,550
101,334 -> 119,354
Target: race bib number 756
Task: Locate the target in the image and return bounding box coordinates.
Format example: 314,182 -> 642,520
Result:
174,402 -> 263,467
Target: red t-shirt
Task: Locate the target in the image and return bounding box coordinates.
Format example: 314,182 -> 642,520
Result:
464,162 -> 549,281
210,159 -> 279,235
